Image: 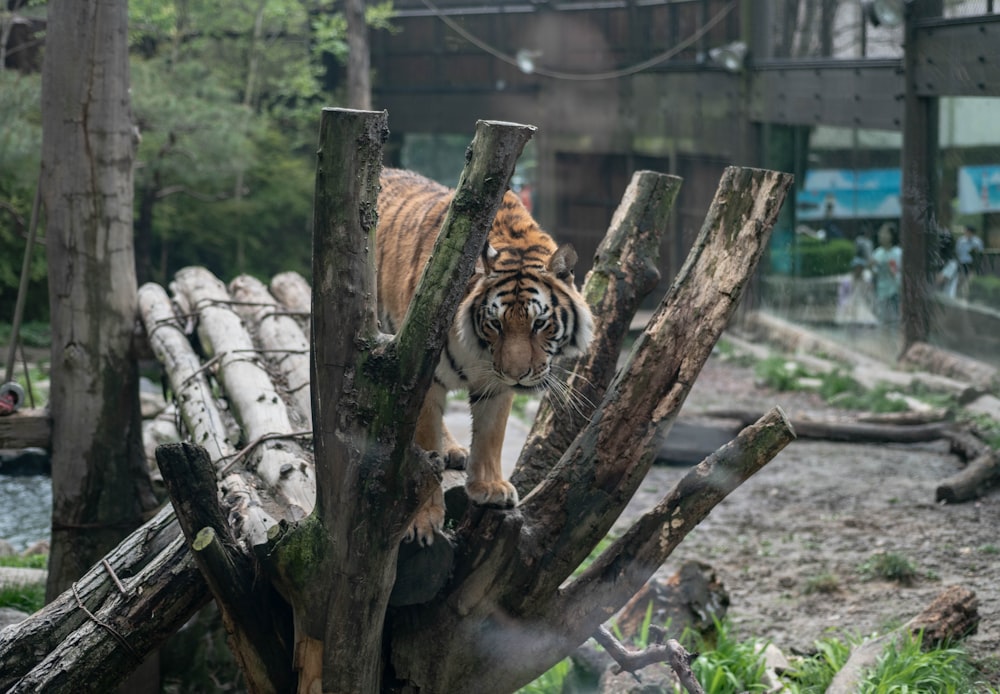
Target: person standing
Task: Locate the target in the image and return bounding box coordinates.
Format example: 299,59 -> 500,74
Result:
954,224 -> 985,298
871,222 -> 902,323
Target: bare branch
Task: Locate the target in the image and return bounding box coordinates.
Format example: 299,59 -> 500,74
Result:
593,625 -> 705,694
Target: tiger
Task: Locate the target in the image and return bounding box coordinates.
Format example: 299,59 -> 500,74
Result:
376,168 -> 594,546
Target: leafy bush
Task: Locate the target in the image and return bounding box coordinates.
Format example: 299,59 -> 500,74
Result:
969,274 -> 1000,306
791,238 -> 856,278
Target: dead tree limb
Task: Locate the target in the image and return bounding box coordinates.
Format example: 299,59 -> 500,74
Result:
0,506 -> 208,692
513,170 -> 683,493
700,408 -> 950,443
156,442 -> 293,694
936,450 -> 1000,503
593,626 -> 705,694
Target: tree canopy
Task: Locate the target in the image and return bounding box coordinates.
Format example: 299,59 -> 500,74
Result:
0,0 -> 396,319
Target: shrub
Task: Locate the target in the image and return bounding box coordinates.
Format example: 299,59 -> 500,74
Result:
968,274 -> 1000,306
791,238 -> 856,278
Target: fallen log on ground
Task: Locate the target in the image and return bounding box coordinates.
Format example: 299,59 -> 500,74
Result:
697,409 -> 950,444
936,450 -> 1000,503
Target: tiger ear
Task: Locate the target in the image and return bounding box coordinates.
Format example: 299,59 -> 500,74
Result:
478,243 -> 499,274
548,244 -> 579,280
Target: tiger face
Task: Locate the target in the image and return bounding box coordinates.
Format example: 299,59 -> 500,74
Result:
458,243 -> 592,392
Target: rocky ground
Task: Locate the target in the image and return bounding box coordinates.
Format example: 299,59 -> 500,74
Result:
614,351 -> 1000,685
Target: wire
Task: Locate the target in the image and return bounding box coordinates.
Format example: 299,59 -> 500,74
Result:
418,0 -> 738,81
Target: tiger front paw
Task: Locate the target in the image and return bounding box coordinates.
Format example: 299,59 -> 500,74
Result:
444,444 -> 468,471
466,479 -> 519,509
404,501 -> 445,547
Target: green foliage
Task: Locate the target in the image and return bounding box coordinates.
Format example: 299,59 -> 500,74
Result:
780,634 -> 852,693
521,618 -> 995,694
0,553 -> 48,570
816,368 -> 862,400
680,618 -> 769,693
0,581 -> 46,614
827,382 -> 911,413
792,238 -> 856,277
516,658 -> 572,694
754,356 -> 809,391
0,71 -> 47,322
968,274 -> 1000,306
0,320 -> 50,349
125,0 -> 397,286
858,551 -> 919,585
861,631 -> 991,693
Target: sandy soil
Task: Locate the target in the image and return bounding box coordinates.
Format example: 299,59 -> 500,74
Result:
614,354 -> 1000,684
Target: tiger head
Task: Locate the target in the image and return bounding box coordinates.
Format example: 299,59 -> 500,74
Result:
458,243 -> 594,392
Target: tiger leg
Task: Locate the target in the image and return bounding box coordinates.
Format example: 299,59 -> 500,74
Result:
406,381 -> 450,546
466,389 -> 518,508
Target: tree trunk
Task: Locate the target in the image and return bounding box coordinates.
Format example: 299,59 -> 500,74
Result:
345,0 -> 372,110
40,0 -> 157,601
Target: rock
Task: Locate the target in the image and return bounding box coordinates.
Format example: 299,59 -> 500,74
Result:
599,661 -> 676,694
22,539 -> 49,557
0,539 -> 15,558
568,640 -> 614,693
614,561 -> 729,644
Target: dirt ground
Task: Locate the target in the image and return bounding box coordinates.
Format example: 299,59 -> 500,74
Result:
613,353 -> 1000,684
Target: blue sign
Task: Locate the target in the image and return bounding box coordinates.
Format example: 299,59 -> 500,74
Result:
796,168 -> 901,220
957,165 -> 1000,214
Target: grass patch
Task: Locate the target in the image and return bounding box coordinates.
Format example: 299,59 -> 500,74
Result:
0,581 -> 46,613
858,551 -> 919,585
755,357 -> 809,391
862,630 -> 992,693
679,617 -> 769,693
802,572 -> 840,595
781,634 -> 853,693
516,657 -> 571,694
0,554 -> 48,570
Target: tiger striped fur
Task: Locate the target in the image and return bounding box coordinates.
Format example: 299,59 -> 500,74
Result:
376,168 -> 594,545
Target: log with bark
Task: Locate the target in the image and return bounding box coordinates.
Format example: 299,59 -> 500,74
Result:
0,110 -> 794,693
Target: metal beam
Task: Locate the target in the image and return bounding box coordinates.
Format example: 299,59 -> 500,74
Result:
747,59 -> 904,130
912,15 -> 1000,97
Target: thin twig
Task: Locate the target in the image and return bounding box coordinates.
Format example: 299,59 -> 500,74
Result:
593,625 -> 705,694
